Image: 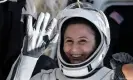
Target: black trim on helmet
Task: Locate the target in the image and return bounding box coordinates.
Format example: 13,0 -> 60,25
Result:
64,67 -> 101,79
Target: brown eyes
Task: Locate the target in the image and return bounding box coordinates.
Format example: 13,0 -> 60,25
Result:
79,40 -> 87,44
65,40 -> 73,44
65,39 -> 88,45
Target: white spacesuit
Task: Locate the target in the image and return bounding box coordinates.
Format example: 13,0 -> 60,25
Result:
31,2 -> 114,80
7,2 -> 115,80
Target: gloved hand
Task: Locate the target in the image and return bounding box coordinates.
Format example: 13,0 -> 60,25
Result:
110,52 -> 133,80
22,12 -> 58,58
6,12 -> 58,80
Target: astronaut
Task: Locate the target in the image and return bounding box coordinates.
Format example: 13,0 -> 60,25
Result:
40,2 -> 114,80
7,2 -> 133,80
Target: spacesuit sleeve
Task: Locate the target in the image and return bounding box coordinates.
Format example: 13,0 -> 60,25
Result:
6,54 -> 38,80
6,0 -> 38,79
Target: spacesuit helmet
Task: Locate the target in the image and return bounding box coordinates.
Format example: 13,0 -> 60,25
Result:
56,2 -> 110,78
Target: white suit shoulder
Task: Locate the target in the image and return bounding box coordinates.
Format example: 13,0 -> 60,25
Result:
31,67 -> 114,80
31,68 -> 58,80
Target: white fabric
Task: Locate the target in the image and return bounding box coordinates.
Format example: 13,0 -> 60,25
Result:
6,55 -> 38,80
62,67 -> 89,77
56,2 -> 110,77
13,55 -> 38,80
31,67 -> 114,80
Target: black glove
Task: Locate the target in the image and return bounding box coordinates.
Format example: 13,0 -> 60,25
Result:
110,52 -> 133,80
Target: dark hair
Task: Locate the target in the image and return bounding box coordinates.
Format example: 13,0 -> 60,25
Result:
60,17 -> 101,63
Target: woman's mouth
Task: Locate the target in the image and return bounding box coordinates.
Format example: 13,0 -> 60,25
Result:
70,54 -> 84,64
71,54 -> 82,57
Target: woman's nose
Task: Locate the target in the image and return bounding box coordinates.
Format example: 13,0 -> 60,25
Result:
70,44 -> 79,53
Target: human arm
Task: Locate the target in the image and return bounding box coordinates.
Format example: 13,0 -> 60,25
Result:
6,12 -> 58,80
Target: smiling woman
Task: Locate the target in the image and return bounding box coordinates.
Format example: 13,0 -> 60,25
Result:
61,17 -> 100,64
7,2 -> 120,80
64,23 -> 96,64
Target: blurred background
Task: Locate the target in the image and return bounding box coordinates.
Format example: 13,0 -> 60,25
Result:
0,0 -> 133,79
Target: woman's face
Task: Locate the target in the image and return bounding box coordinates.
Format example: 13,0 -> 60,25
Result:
63,24 -> 96,64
